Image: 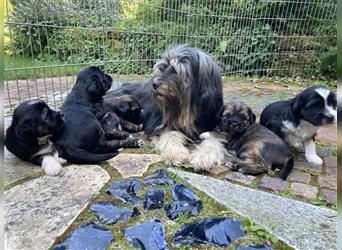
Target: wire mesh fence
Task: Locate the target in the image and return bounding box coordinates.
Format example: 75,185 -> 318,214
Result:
4,0 -> 337,116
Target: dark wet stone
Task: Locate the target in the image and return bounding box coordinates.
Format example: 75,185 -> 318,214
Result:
106,179 -> 142,204
237,244 -> 273,250
143,189 -> 165,210
124,220 -> 169,250
165,184 -> 203,220
144,169 -> 175,185
90,201 -> 139,224
53,223 -> 113,250
173,217 -> 245,247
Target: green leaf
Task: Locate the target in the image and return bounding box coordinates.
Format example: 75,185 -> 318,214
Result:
219,40 -> 229,53
249,225 -> 264,232
271,235 -> 279,244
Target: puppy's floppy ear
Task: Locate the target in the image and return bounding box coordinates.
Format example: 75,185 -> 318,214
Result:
292,96 -> 302,113
248,108 -> 256,123
86,75 -> 102,96
15,121 -> 37,139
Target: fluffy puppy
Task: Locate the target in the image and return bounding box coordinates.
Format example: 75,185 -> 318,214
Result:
260,86 -> 337,166
103,94 -> 144,132
202,101 -> 294,180
101,112 -> 131,139
53,66 -> 143,164
5,99 -> 65,175
105,45 -> 224,169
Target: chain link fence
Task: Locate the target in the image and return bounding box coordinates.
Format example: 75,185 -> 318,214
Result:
4,0 -> 337,116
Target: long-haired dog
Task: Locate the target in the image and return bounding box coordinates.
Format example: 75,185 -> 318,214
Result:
105,44 -> 225,170
201,101 -> 294,180
260,86 -> 336,166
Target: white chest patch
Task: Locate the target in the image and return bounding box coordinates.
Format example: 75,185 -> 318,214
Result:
282,120 -> 318,147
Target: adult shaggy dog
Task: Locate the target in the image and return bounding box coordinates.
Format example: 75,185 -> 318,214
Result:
105,44 -> 225,170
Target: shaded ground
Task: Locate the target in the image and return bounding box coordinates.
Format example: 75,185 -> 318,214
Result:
4,76 -> 337,249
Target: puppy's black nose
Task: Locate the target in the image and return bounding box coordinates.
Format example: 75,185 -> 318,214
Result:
152,80 -> 160,90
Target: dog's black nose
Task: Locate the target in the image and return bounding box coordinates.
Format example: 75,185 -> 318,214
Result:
152,80 -> 160,90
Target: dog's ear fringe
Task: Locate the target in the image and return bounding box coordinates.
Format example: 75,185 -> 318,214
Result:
15,121 -> 36,139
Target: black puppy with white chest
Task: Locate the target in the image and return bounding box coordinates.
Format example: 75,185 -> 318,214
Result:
260,86 -> 336,166
5,99 -> 65,175
201,101 -> 293,180
53,66 -> 143,164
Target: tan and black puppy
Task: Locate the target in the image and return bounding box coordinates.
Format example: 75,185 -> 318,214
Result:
104,94 -> 144,132
201,101 -> 294,180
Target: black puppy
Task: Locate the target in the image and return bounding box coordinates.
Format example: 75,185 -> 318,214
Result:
101,112 -> 131,139
103,94 -> 144,133
5,99 -> 65,175
260,86 -> 336,166
201,101 -> 293,180
53,67 -> 144,164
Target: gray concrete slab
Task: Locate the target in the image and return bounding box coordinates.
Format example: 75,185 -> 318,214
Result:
168,168 -> 337,250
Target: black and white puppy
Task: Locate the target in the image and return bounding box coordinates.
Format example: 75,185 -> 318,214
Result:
201,101 -> 293,180
53,66 -> 144,164
260,86 -> 337,165
5,99 -> 65,175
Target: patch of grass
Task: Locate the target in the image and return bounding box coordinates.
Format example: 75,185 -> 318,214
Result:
51,163 -> 293,250
5,54 -> 84,80
4,171 -> 43,190
279,187 -> 293,198
249,180 -> 258,189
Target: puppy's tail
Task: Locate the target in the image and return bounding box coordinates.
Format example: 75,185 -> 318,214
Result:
68,148 -> 118,164
279,157 -> 294,180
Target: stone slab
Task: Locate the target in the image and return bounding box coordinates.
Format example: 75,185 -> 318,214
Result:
108,153 -> 161,178
259,176 -> 289,192
321,189 -> 337,205
5,164 -> 110,250
225,172 -> 256,185
168,168 -> 337,250
318,175 -> 337,190
288,170 -> 311,184
291,182 -> 318,200
5,148 -> 42,186
209,165 -> 230,176
295,161 -> 322,173
316,124 -> 336,144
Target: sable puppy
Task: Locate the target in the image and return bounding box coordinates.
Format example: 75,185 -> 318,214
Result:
5,99 -> 65,176
202,101 -> 293,180
105,44 -> 224,170
260,86 -> 336,166
103,94 -> 144,133
53,66 -> 143,164
101,112 -> 131,139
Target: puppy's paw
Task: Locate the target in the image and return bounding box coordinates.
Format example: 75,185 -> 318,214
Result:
225,161 -> 240,171
137,139 -> 145,148
138,124 -> 144,130
199,132 -> 211,140
162,147 -> 189,166
128,134 -> 134,139
306,154 -> 323,166
42,156 -> 62,176
57,157 -> 67,164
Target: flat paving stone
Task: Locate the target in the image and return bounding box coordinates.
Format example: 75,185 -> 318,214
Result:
5,148 -> 42,186
326,166 -> 337,176
321,189 -> 337,205
295,161 -> 322,173
318,175 -> 337,190
225,172 -> 256,185
108,153 -> 161,178
291,182 -> 318,200
324,157 -> 337,167
168,168 -> 337,250
259,176 -> 289,192
5,164 -> 110,250
316,124 -> 337,144
287,170 -> 311,184
209,165 -> 230,176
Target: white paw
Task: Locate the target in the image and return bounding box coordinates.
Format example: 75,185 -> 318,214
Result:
128,134 -> 134,139
139,124 -> 144,130
305,154 -> 323,166
42,156 -> 62,176
199,132 -> 211,140
57,157 -> 67,164
162,148 -> 189,166
137,139 -> 145,148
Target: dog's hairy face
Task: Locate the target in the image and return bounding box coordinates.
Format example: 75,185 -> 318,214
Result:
75,66 -> 112,98
149,44 -> 223,138
114,95 -> 144,124
218,101 -> 256,136
13,100 -> 64,139
292,86 -> 336,126
101,112 -> 122,133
